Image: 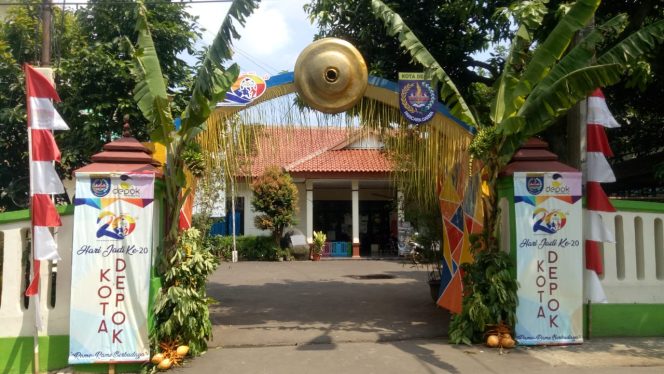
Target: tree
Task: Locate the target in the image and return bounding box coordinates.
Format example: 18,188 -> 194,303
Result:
129,0 -> 259,353
0,0 -> 201,211
304,0 -> 512,86
540,1 -> 664,193
251,166 -> 299,248
58,0 -> 200,175
370,0 -> 664,343
0,3 -> 82,210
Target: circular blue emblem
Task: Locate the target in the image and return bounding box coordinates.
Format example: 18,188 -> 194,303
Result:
91,177 -> 111,197
399,80 -> 436,124
526,176 -> 544,195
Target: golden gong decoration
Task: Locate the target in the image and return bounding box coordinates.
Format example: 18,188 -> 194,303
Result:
294,38 -> 368,114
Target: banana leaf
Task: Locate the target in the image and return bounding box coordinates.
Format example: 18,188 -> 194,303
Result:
180,0 -> 260,139
131,1 -> 174,144
491,1 -> 548,124
518,63 -> 623,140
509,0 -> 600,105
597,19 -> 664,67
527,14 -> 628,104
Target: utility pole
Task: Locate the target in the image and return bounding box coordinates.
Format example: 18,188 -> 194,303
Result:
566,17 -> 595,171
40,0 -> 51,66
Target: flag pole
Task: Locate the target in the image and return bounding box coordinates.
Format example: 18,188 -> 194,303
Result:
31,0 -> 52,369
26,64 -> 40,374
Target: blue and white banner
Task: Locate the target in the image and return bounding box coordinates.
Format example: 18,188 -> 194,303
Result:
69,173 -> 155,364
514,172 -> 584,346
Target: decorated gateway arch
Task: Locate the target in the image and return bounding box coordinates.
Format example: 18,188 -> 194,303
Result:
195,38 -> 479,262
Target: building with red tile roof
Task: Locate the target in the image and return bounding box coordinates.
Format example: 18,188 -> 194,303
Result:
225,126 -> 399,258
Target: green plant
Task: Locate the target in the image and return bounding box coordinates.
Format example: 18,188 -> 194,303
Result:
208,235 -> 280,261
152,228 -> 219,355
371,0 -> 664,344
129,0 -> 259,356
448,233 -> 518,345
251,166 -> 299,248
312,231 -> 327,255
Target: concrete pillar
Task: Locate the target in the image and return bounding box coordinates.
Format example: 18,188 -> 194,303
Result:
351,180 -> 360,258
306,180 -> 314,244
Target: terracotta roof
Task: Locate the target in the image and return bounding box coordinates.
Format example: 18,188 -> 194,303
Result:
289,149 -> 392,173
247,127 -> 392,176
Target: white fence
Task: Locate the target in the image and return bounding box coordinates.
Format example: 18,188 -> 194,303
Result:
0,214 -> 73,338
2,200 -> 663,339
0,200 -> 161,339
597,208 -> 664,303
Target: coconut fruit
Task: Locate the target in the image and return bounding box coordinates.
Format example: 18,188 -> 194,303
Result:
151,353 -> 164,365
500,337 -> 516,348
176,345 -> 190,358
157,357 -> 173,370
486,335 -> 500,348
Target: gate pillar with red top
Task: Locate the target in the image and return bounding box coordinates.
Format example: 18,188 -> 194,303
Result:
497,138 -> 584,346
70,120 -> 164,371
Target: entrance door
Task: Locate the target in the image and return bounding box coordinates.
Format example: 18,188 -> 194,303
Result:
313,200 -> 352,242
359,201 -> 392,256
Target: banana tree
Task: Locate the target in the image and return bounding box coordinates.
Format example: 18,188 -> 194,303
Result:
371,0 -> 663,342
131,0 -> 260,271
372,0 -> 663,241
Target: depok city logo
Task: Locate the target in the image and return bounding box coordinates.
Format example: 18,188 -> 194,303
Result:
545,173 -> 570,194
526,175 -> 544,195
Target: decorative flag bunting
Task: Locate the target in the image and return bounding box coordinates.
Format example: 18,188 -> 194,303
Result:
24,65 -> 69,324
583,88 -> 620,304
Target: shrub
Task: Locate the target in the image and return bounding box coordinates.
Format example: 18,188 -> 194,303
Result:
208,235 -> 280,261
152,228 -> 218,355
250,167 -> 299,248
448,233 -> 518,345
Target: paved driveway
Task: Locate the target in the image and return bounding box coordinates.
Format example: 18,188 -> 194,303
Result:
206,260 -> 450,348
177,260 -> 664,374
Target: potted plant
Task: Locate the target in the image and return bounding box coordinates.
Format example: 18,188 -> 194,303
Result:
311,231 -> 326,261
424,242 -> 442,302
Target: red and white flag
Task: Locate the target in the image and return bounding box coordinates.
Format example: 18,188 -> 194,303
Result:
583,88 -> 619,304
25,65 -> 69,308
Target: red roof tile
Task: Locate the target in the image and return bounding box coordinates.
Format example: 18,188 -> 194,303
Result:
289,149 -> 392,173
247,127 -> 392,176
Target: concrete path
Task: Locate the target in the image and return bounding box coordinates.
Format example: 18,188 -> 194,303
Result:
173,260 -> 664,373
206,259 -> 448,348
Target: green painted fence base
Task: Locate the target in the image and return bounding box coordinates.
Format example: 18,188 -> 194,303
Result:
0,336 -> 147,374
0,335 -> 68,374
584,303 -> 664,338
0,276 -> 162,373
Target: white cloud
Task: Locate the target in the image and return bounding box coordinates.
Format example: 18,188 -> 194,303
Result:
237,5 -> 290,56
185,0 -> 316,75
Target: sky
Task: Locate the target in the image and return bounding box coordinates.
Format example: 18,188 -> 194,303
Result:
185,0 -> 318,77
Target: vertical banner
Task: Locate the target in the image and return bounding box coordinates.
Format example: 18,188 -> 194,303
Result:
398,72 -> 436,124
514,172 -> 583,345
69,173 -> 155,364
